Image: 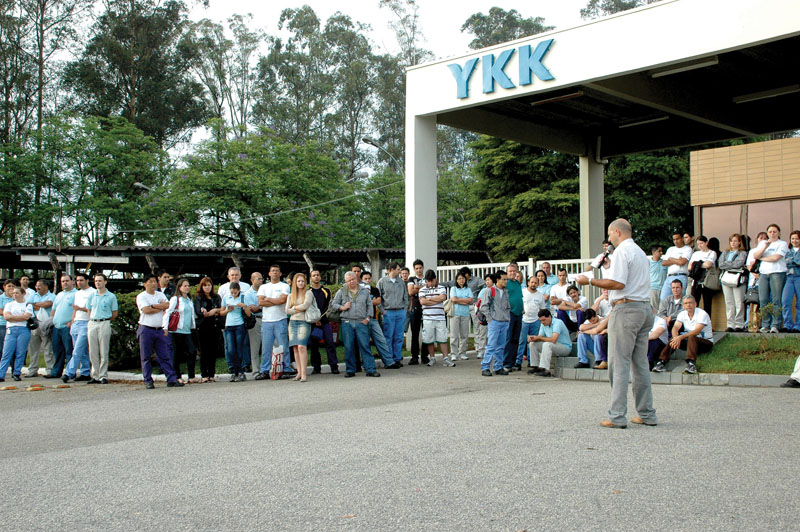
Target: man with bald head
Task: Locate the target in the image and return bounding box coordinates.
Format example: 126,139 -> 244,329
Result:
576,218 -> 657,429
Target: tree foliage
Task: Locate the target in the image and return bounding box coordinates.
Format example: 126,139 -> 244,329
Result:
461,7 -> 554,49
580,0 -> 661,19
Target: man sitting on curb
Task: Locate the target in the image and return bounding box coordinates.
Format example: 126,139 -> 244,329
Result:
653,296 -> 713,375
575,309 -> 609,369
647,315 -> 669,370
528,309 -> 572,377
782,354 -> 800,388
657,279 -> 685,338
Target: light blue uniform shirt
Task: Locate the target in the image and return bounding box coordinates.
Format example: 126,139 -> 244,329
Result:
243,287 -> 261,317
450,286 -> 473,317
52,288 -> 77,328
30,291 -> 56,320
176,296 -> 193,334
87,291 -> 118,320
222,294 -> 245,327
649,259 -> 668,290
540,317 -> 572,350
546,274 -> 558,286
537,284 -> 552,310
0,294 -> 13,326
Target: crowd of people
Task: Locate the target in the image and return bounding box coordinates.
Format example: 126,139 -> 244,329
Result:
2,222 -> 798,389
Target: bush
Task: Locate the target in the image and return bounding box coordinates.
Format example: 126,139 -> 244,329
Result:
109,290 -> 142,370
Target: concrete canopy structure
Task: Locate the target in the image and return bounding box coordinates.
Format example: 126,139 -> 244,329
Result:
405,0 -> 800,267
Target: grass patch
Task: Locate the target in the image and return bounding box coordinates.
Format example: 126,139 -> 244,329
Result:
697,335 -> 800,375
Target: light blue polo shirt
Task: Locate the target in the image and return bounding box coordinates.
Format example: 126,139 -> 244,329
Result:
0,294 -> 13,326
52,288 -> 77,328
87,291 -> 119,320
540,317 -> 572,350
30,291 -> 56,321
243,287 -> 261,317
222,294 -> 245,327
176,296 -> 193,334
450,286 -> 473,317
537,284 -> 552,310
649,259 -> 668,290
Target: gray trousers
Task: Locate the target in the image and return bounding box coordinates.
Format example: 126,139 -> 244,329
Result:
88,320 -> 112,380
248,323 -> 262,371
27,326 -> 54,376
471,306 -> 487,356
530,340 -> 571,370
607,301 -> 657,425
449,315 -> 470,357
721,283 -> 746,329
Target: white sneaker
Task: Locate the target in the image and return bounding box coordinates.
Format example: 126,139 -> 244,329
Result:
460,354 -> 469,360
759,327 -> 769,333
443,357 -> 455,367
449,354 -> 457,362
426,358 -> 435,367
770,327 -> 779,333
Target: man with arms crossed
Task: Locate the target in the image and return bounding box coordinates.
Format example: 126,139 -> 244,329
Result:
576,219 -> 657,429
25,279 -> 55,377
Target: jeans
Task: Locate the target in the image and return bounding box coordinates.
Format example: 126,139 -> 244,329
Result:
1,326 -> 31,378
65,320 -> 90,378
516,320 -> 541,365
340,320 -> 376,374
382,309 -> 406,363
781,275 -> 800,331
224,325 -> 246,374
556,309 -> 586,333
482,320 -> 509,371
137,325 -> 177,384
502,313 -> 523,368
51,326 -> 73,377
367,319 -> 394,367
259,319 -> 291,374
577,332 -> 606,364
758,272 -> 786,329
660,274 -> 688,300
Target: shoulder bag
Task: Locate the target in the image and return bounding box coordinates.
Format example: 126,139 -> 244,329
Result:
305,296 -> 322,323
720,269 -> 748,288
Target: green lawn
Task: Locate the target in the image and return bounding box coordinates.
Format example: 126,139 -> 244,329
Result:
697,335 -> 800,375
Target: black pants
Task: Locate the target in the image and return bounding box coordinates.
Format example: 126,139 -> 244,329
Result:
309,322 -> 339,371
410,306 -> 425,359
170,332 -> 198,379
503,313 -> 523,367
196,324 -> 221,378
691,284 -> 716,321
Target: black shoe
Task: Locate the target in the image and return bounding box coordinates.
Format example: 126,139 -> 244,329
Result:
0,378 -> 4,383
145,382 -> 155,389
574,362 -> 591,369
311,368 -> 322,375
514,364 -> 522,371
167,381 -> 185,387
330,368 -> 340,374
344,372 -> 356,378
254,372 -> 269,380
284,369 -> 298,376
242,365 -> 252,373
495,368 -> 509,375
387,362 -> 401,369
238,373 -> 247,381
74,375 -> 91,382
481,369 -> 493,377
278,374 -> 293,380
61,374 -> 70,383
726,327 -> 734,332
781,379 -> 800,388
355,368 -> 362,373
230,374 -> 239,382
408,358 -> 419,366
87,378 -> 100,384
538,370 -> 553,377
100,378 -> 108,384
421,357 -> 430,365
527,367 -> 539,374
365,371 -> 381,377
12,375 -> 21,381
44,374 -> 58,379
24,373 -> 37,378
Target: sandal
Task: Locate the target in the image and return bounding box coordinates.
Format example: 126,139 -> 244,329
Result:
188,377 -> 201,384
201,378 -> 210,383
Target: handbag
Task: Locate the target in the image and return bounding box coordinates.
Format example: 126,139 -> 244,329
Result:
243,313 -> 257,330
744,285 -> 760,305
443,298 -> 454,317
305,296 -> 322,323
26,316 -> 39,330
720,269 -> 747,288
167,310 -> 180,332
702,265 -> 721,291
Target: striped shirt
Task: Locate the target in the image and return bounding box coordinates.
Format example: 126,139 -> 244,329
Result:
419,285 -> 447,321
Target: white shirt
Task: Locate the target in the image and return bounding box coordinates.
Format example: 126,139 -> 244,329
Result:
522,289 -> 545,323
566,295 -> 589,322
137,291 -> 167,327
689,249 -> 717,269
550,283 -> 570,303
676,307 -> 713,342
23,288 -> 35,302
258,281 -> 291,322
73,287 -> 96,322
758,239 -> 788,274
651,315 -> 669,344
218,281 -> 251,301
4,300 -> 33,327
663,245 -> 693,275
606,237 -> 651,303
595,298 -> 612,318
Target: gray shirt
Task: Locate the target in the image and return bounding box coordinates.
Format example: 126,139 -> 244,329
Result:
331,286 -> 373,321
657,296 -> 685,322
377,275 -> 409,310
486,286 -> 510,322
467,276 -> 483,300
718,250 -> 746,271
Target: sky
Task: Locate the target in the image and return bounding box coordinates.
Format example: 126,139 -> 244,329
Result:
189,1 -> 589,60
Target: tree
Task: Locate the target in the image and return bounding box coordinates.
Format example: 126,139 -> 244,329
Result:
580,0 -> 661,19
454,136 -> 580,261
63,0 -> 208,148
461,7 -> 554,49
378,0 -> 433,67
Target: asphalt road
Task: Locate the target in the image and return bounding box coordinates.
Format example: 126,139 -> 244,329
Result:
2,358 -> 798,532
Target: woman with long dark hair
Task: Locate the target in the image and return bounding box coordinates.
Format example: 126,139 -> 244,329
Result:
164,277 -> 199,383
194,277 -> 222,382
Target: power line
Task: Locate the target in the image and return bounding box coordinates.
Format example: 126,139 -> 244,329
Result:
116,178 -> 404,234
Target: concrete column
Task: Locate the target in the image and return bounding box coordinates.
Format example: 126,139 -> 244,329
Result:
405,114 -> 438,269
579,148 -> 606,259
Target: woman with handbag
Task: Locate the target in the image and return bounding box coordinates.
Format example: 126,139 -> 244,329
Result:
781,230 -> 800,333
688,236 -> 718,320
194,277 -> 222,382
164,278 -> 199,384
752,224 -> 789,333
220,282 -> 251,382
719,234 -> 748,332
0,287 -> 33,382
285,272 -> 314,382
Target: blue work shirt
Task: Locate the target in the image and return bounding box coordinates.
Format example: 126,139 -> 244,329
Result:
223,294 -> 245,326
649,259 -> 668,290
0,294 -> 13,326
87,291 -> 118,320
243,287 -> 261,317
30,291 -> 56,321
450,286 -> 473,317
52,288 -> 77,328
540,317 -> 572,350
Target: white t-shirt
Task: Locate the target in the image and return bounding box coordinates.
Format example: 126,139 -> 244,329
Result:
650,315 -> 669,344
566,295 -> 589,322
757,239 -> 788,274
676,308 -> 713,342
258,282 -> 291,322
137,291 -> 167,328
4,300 -> 33,327
550,283 -> 570,303
522,289 -> 545,323
663,245 -> 693,275
218,281 -> 251,301
73,287 -> 96,322
689,249 -> 717,270
595,298 -> 611,318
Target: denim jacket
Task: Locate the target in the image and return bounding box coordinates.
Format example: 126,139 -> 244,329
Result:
786,247 -> 800,276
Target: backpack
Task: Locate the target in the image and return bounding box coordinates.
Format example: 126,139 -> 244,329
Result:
475,286 -> 495,326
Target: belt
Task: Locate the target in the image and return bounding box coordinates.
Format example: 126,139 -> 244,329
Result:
670,273 -> 687,277
140,325 -> 161,330
91,318 -> 110,322
611,298 -> 648,307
